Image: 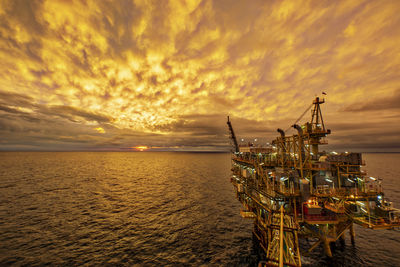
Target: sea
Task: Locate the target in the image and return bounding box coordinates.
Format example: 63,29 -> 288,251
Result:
0,152 -> 399,266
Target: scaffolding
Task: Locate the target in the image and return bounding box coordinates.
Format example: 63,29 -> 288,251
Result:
227,97 -> 400,266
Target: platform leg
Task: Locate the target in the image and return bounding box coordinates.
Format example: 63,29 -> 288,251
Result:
349,223 -> 355,244
323,239 -> 332,257
339,234 -> 345,245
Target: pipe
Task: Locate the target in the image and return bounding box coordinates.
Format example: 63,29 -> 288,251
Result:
293,124 -> 307,186
279,205 -> 284,267
293,124 -> 303,136
277,128 -> 285,138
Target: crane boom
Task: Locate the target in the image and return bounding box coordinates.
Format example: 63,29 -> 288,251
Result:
227,116 -> 239,152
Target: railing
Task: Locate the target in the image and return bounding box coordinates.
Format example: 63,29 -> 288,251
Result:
232,154 -> 382,198
304,214 -> 337,222
313,185 -> 382,197
277,183 -> 300,196
324,201 -> 345,213
352,213 -> 400,227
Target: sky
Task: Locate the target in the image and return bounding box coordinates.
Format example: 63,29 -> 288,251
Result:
0,0 -> 399,152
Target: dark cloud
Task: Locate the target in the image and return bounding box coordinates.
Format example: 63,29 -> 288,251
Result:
0,103 -> 28,115
45,105 -> 111,123
342,89 -> 400,112
0,91 -> 111,124
0,91 -> 35,107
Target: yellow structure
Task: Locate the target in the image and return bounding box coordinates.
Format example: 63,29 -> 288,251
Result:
227,97 -> 400,266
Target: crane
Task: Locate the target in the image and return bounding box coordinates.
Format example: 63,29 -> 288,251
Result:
227,116 -> 239,152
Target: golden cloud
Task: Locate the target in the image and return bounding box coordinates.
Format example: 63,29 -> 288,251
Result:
0,0 -> 399,151
95,127 -> 105,134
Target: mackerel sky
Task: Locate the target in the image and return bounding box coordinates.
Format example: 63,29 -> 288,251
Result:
0,0 -> 399,151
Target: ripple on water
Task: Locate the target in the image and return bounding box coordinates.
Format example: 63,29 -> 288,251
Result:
0,152 -> 399,266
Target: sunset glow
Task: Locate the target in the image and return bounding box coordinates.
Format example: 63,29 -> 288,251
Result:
133,146 -> 149,152
0,0 -> 399,151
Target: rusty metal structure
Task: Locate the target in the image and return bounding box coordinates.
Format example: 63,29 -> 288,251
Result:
227,97 -> 400,267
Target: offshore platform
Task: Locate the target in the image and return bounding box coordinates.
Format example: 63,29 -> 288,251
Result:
227,97 -> 400,267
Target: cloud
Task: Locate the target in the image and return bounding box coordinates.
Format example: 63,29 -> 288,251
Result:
43,105 -> 112,123
0,0 -> 399,151
342,89 -> 400,112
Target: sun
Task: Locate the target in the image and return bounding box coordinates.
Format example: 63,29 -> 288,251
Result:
132,146 -> 149,151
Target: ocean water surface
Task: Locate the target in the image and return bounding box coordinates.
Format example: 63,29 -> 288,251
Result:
0,152 -> 399,266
